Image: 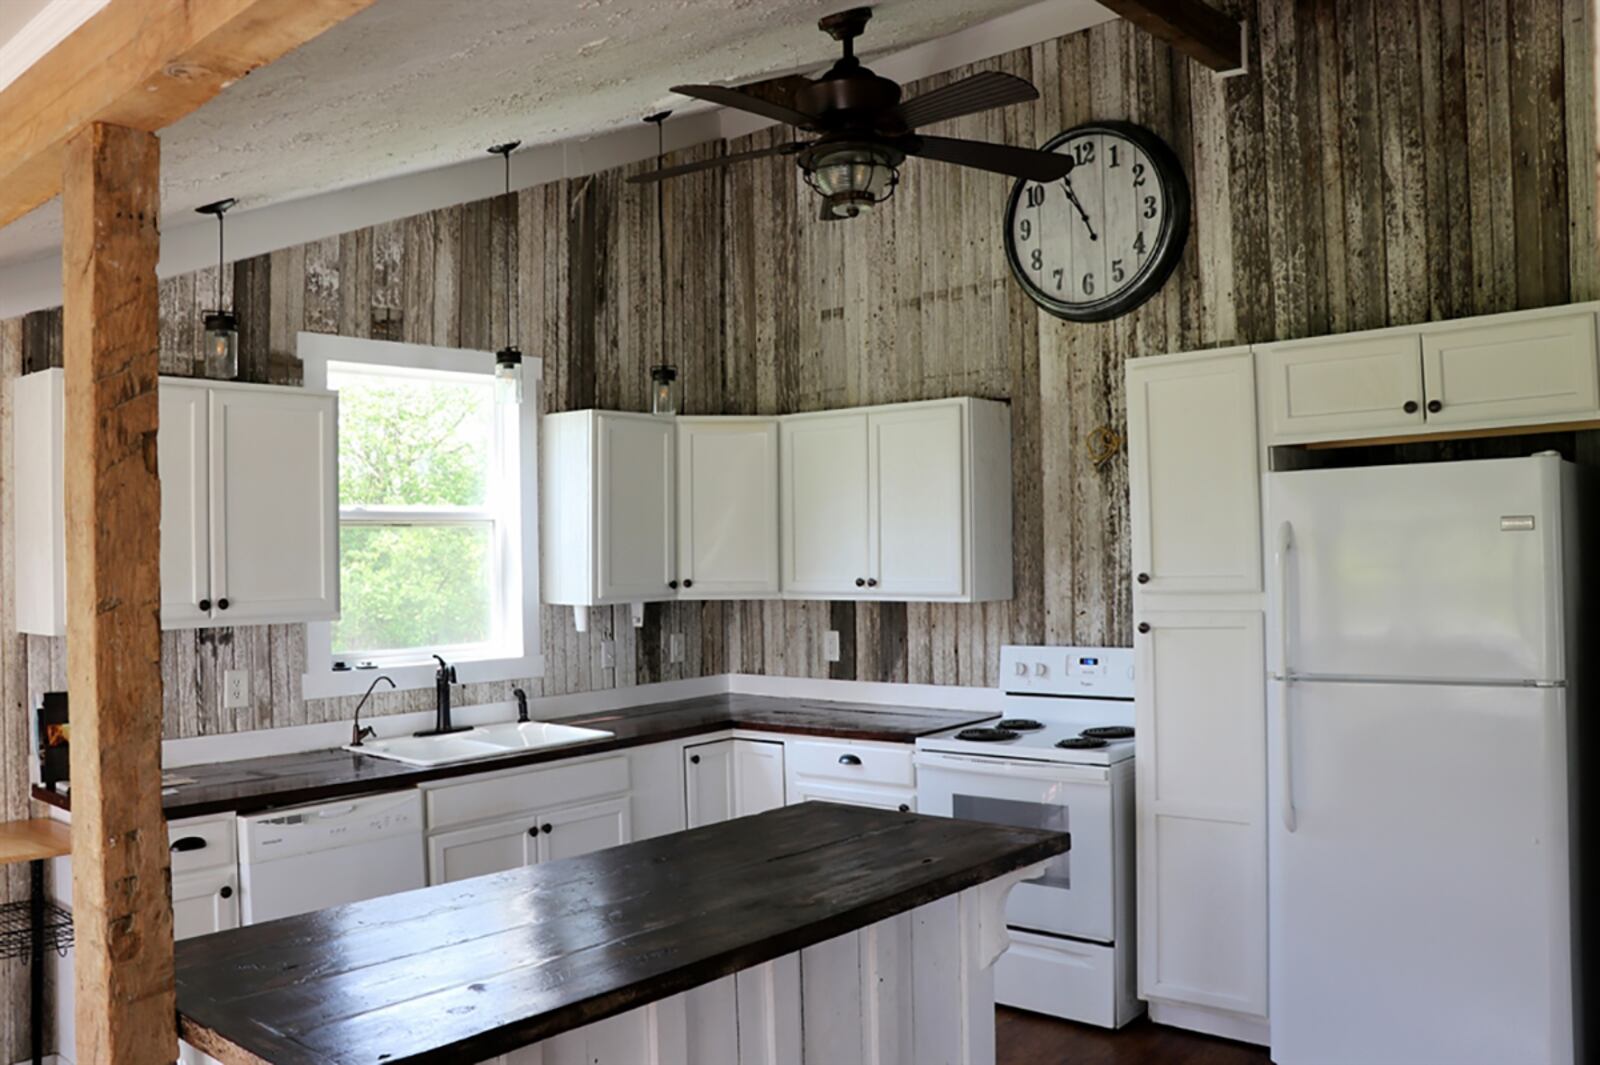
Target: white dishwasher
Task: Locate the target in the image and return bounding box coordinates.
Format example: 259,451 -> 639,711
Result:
237,789 -> 426,923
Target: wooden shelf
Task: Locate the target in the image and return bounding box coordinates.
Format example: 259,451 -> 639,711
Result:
0,819 -> 71,867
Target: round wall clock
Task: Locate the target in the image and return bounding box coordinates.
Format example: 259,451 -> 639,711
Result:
1004,121 -> 1190,322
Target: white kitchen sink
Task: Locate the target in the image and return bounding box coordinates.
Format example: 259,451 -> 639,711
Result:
346,721 -> 614,766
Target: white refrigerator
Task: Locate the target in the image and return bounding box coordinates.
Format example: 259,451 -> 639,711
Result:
1265,454 -> 1590,1065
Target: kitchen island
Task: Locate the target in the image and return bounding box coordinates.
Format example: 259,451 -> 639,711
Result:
175,802 -> 1067,1065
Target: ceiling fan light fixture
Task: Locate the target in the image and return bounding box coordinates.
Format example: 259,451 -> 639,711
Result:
802,141 -> 902,219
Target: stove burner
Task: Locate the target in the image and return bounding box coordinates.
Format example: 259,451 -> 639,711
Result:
1055,737 -> 1109,750
1081,726 -> 1134,740
996,718 -> 1044,732
956,727 -> 1020,742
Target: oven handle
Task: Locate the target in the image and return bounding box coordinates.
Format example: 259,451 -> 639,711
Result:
913,751 -> 1111,785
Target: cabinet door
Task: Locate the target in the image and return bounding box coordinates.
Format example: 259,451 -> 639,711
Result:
1422,310 -> 1600,426
684,739 -> 735,828
1128,351 -> 1262,595
1134,610 -> 1266,1017
534,796 -> 631,863
782,413 -> 870,596
1258,334 -> 1424,443
209,388 -> 339,624
597,413 -> 675,601
790,778 -> 913,812
676,419 -> 780,597
159,384 -> 212,627
171,866 -> 239,940
732,739 -> 786,817
868,403 -> 965,597
426,815 -> 538,885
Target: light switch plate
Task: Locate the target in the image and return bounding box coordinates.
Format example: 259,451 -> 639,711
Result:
223,669 -> 249,710
669,633 -> 684,664
600,640 -> 616,669
824,630 -> 841,662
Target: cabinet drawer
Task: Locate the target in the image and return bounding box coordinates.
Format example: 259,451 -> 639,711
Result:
787,739 -> 913,788
168,815 -> 237,875
1421,311 -> 1600,426
1259,334 -> 1424,443
424,756 -> 631,831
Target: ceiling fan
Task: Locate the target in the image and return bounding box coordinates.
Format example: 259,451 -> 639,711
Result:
628,6 -> 1074,220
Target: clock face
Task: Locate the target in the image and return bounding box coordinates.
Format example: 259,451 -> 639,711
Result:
1004,122 -> 1191,322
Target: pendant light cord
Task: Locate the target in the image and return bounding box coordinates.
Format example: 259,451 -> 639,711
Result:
654,116 -> 668,363
503,149 -> 515,350
216,213 -> 225,309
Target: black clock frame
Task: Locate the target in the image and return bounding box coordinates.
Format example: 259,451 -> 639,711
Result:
1003,120 -> 1191,323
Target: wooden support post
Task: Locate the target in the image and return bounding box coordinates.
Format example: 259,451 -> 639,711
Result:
61,121 -> 173,1065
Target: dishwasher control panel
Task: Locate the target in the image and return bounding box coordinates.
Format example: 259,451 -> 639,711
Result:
238,789 -> 423,862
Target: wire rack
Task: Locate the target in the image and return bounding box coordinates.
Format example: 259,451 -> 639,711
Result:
0,899 -> 74,963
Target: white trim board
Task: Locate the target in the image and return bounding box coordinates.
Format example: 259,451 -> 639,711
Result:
0,0 -> 111,94
0,0 -> 1115,319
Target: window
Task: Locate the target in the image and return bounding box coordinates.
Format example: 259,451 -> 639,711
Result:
299,334 -> 541,698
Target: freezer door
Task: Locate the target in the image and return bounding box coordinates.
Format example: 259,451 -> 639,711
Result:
1265,455 -> 1565,682
1268,681 -> 1573,1065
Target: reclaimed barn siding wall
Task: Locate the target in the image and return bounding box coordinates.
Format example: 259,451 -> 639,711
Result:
1,2 -> 1597,1054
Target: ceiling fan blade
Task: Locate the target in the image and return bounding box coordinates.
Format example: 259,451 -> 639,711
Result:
893,71 -> 1039,130
902,135 -> 1073,182
671,84 -> 819,129
627,142 -> 805,184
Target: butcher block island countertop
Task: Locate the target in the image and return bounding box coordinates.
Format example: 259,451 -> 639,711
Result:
176,803 -> 1069,1065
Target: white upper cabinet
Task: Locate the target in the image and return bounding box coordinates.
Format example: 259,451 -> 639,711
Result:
207,387 -> 339,626
1128,349 -> 1262,596
1259,304 -> 1600,445
781,398 -> 1013,602
542,410 -> 675,609
1421,310 -> 1599,426
676,417 -> 780,598
781,412 -> 871,596
10,370 -> 339,635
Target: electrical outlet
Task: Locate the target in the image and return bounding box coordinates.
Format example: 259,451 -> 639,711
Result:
601,639 -> 616,669
670,633 -> 685,664
824,630 -> 841,663
223,669 -> 249,710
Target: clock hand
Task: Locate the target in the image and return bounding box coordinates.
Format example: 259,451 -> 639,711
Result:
1061,179 -> 1098,242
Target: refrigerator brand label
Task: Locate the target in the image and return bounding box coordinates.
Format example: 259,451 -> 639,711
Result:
1499,515 -> 1536,532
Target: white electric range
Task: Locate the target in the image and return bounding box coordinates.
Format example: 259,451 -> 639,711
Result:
915,645 -> 1141,1029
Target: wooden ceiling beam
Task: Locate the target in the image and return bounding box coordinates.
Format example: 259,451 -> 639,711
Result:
1096,0 -> 1245,74
0,0 -> 379,232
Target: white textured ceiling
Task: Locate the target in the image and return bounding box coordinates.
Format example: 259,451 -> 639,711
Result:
0,0 -> 1084,266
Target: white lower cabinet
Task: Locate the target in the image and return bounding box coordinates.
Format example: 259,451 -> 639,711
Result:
785,737 -> 915,813
535,797 -> 630,864
427,815 -> 540,885
1135,610 -> 1267,1022
789,778 -> 913,812
684,738 -> 786,828
171,865 -> 240,941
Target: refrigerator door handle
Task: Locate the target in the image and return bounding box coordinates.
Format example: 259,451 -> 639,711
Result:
1277,519 -> 1298,833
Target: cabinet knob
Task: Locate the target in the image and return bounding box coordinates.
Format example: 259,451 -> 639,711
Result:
690,754 -> 701,764
198,598 -> 211,611
528,826 -> 539,838
1427,399 -> 1443,414
855,578 -> 866,588
866,578 -> 878,588
897,803 -> 910,813
668,580 -> 679,589
1403,400 -> 1419,414
541,823 -> 553,835
219,885 -> 234,899
217,598 -> 230,610
1137,621 -> 1151,634
683,579 -> 693,589
1136,573 -> 1150,585
838,754 -> 862,766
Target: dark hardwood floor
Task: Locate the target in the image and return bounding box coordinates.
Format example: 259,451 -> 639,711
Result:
998,1007 -> 1271,1065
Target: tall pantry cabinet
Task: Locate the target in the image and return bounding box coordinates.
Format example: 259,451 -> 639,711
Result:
1125,347 -> 1269,1045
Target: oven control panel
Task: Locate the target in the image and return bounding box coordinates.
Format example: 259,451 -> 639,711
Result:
999,645 -> 1134,698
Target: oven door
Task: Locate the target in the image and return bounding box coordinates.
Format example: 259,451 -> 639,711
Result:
915,750 -> 1113,942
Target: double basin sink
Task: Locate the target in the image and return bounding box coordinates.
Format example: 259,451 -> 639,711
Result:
346,720 -> 615,767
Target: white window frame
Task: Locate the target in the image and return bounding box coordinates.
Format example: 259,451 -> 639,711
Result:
298,332 -> 543,699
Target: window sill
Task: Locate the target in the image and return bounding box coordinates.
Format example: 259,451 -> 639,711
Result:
302,651 -> 544,701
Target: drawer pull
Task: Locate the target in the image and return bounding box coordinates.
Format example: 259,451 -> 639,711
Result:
170,836 -> 208,853
838,754 -> 862,766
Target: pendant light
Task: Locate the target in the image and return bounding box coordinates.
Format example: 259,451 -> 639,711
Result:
645,112 -> 679,417
196,198 -> 239,379
488,141 -> 523,404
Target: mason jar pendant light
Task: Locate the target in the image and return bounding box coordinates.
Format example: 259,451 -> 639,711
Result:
645,112 -> 679,417
196,198 -> 239,379
488,140 -> 523,404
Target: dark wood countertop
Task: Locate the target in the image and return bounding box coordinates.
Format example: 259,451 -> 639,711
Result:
33,693 -> 995,820
176,802 -> 1067,1065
